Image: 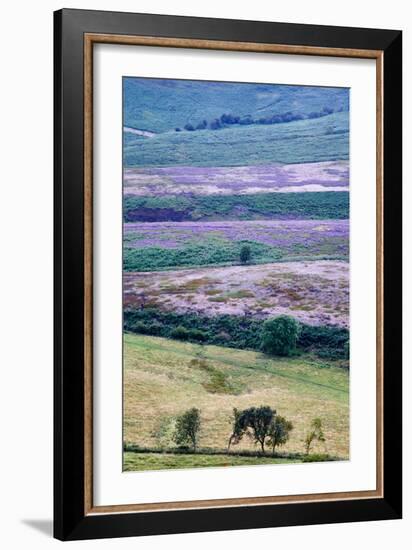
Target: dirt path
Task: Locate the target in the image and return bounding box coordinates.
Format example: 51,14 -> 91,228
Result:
124,126 -> 156,138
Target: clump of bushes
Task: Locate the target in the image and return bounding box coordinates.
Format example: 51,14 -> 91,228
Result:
125,308 -> 349,359
179,107 -> 337,133
123,192 -> 349,224
169,325 -> 207,342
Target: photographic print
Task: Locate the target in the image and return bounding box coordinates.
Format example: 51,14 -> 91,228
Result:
122,77 -> 350,472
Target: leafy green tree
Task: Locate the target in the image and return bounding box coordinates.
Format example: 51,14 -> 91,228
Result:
151,416 -> 176,448
267,416 -> 293,455
228,406 -> 275,454
261,315 -> 300,356
173,408 -> 201,452
239,244 -> 251,264
304,418 -> 326,455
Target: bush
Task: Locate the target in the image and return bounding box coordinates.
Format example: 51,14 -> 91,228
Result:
170,325 -> 190,340
188,329 -> 207,342
210,118 -> 222,130
196,120 -> 207,130
261,315 -> 300,356
302,453 -> 331,463
298,324 -> 349,359
131,321 -> 162,335
304,418 -> 326,455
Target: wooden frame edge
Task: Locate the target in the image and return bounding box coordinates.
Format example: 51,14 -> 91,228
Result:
83,33 -> 384,516
84,32 -> 94,515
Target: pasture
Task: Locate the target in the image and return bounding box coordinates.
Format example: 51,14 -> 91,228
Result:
124,452 -> 301,471
124,111 -> 349,168
123,333 -> 349,471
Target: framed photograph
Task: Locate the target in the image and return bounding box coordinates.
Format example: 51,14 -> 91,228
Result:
54,8 -> 402,541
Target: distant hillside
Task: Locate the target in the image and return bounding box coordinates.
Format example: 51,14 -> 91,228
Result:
123,111 -> 349,168
123,77 -> 349,134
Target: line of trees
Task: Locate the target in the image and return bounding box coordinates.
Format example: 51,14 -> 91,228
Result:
165,405 -> 326,457
175,106 -> 340,132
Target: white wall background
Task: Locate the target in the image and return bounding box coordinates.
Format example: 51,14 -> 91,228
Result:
0,1 -> 408,548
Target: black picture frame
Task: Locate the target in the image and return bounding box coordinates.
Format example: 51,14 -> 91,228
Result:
54,8 -> 402,541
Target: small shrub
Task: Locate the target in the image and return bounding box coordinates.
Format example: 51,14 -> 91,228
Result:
170,325 -> 190,340
188,329 -> 207,342
304,418 -> 326,455
302,453 -> 331,463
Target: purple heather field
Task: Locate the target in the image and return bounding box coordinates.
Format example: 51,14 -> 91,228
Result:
124,260 -> 349,328
124,219 -> 348,255
124,160 -> 349,196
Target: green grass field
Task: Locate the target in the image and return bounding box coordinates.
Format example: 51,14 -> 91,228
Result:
124,78 -> 348,134
124,112 -> 348,168
124,452 -> 301,471
123,333 -> 349,471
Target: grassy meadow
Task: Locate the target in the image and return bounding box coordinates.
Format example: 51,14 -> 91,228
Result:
124,112 -> 349,168
123,333 -> 349,469
124,452 -> 302,471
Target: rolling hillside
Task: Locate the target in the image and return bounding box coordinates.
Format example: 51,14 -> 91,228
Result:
124,111 -> 349,168
123,333 -> 349,470
123,77 -> 349,133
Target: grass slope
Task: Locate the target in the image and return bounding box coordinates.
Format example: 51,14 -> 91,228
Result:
123,333 -> 349,471
124,112 -> 349,168
124,78 -> 348,133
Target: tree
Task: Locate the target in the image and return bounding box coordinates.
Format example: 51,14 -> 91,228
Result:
228,406 -> 275,454
196,120 -> 207,130
261,315 -> 300,356
304,418 -> 326,455
239,244 -> 251,264
267,416 -> 293,455
151,416 -> 176,448
184,123 -> 195,131
173,408 -> 201,452
210,118 -> 222,130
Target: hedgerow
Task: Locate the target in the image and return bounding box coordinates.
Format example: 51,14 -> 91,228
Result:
123,308 -> 349,360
